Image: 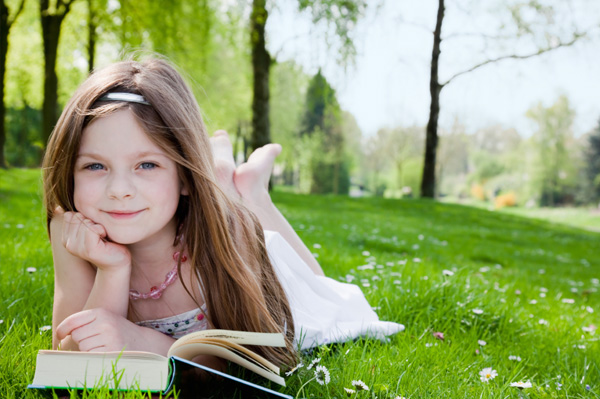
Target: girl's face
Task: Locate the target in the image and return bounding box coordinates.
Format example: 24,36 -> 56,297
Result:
73,108 -> 186,246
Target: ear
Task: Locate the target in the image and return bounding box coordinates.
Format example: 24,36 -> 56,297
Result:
180,183 -> 189,196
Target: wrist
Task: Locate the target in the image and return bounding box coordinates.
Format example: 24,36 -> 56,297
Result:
96,262 -> 131,277
94,257 -> 131,273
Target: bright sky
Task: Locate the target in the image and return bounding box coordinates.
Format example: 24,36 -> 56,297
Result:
268,0 -> 600,138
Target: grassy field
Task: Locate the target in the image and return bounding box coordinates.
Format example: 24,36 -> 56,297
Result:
1,168 -> 599,398
442,198 -> 600,233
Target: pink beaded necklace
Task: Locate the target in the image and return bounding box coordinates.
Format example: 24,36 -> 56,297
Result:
129,252 -> 187,300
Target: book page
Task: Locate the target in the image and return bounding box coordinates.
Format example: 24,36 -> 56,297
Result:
181,337 -> 280,373
171,329 -> 285,348
168,343 -> 285,386
31,351 -> 169,391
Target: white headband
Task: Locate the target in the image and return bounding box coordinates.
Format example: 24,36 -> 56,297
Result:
99,92 -> 150,105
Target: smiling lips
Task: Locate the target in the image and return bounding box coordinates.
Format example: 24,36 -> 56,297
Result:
105,209 -> 145,219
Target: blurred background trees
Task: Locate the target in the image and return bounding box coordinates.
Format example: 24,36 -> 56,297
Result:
1,0 -> 599,208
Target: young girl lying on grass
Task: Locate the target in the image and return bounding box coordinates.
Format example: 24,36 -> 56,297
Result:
42,57 -> 403,370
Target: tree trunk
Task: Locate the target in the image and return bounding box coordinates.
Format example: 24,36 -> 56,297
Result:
420,0 -> 445,198
250,0 -> 271,152
40,0 -> 73,150
41,11 -> 62,147
0,1 -> 8,168
87,0 -> 96,74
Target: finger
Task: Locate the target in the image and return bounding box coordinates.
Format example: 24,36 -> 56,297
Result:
64,213 -> 85,252
61,212 -> 76,247
74,212 -> 87,224
54,205 -> 65,216
71,324 -> 101,345
86,344 -> 109,352
55,310 -> 97,341
75,329 -> 108,352
83,218 -> 107,239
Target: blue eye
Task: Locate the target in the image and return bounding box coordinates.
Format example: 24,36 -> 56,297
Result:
140,162 -> 157,170
85,163 -> 104,171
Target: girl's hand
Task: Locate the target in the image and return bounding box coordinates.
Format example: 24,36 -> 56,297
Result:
55,308 -> 143,352
60,210 -> 131,271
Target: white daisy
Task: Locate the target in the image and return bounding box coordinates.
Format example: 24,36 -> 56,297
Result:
472,308 -> 484,315
314,365 -> 330,385
479,367 -> 498,382
508,355 -> 522,361
582,325 -> 596,333
285,362 -> 303,376
510,381 -> 532,389
351,380 -> 369,391
307,357 -> 321,370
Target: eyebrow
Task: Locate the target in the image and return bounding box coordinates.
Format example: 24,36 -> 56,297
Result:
77,151 -> 168,160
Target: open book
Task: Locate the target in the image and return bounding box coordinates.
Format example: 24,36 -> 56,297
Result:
28,329 -> 292,398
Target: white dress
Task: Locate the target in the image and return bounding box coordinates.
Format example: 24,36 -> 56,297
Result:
137,231 -> 404,348
264,231 -> 404,349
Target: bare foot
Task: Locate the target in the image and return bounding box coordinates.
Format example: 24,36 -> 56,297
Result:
234,143 -> 281,206
210,130 -> 239,200
210,130 -> 281,205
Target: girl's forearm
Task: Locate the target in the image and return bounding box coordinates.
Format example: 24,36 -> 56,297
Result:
83,266 -> 131,317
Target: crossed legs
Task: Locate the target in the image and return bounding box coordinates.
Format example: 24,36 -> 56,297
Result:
210,130 -> 325,276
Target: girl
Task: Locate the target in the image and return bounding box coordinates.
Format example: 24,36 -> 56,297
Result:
42,58 -> 403,370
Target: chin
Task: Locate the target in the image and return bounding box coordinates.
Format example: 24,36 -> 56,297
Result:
104,230 -> 144,245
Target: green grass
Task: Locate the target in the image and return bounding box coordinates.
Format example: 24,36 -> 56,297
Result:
442,197 -> 600,233
500,206 -> 600,233
1,168 -> 599,398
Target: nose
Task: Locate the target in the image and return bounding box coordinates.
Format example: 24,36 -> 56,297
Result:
106,171 -> 136,200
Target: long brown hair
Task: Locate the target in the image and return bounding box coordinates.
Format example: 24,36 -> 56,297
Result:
42,57 -> 296,366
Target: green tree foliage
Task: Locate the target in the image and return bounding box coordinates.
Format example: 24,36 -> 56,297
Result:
249,0 -> 366,154
0,0 -> 25,168
113,1 -> 251,135
526,95 -> 578,206
340,110 -> 362,177
435,123 -> 528,202
3,0 -> 254,165
270,60 -> 310,185
300,70 -> 348,194
4,104 -> 42,166
297,0 -> 366,63
582,119 -> 600,204
362,126 -> 423,198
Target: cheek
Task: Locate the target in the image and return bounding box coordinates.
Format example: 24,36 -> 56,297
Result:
73,176 -> 97,211
156,182 -> 183,210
